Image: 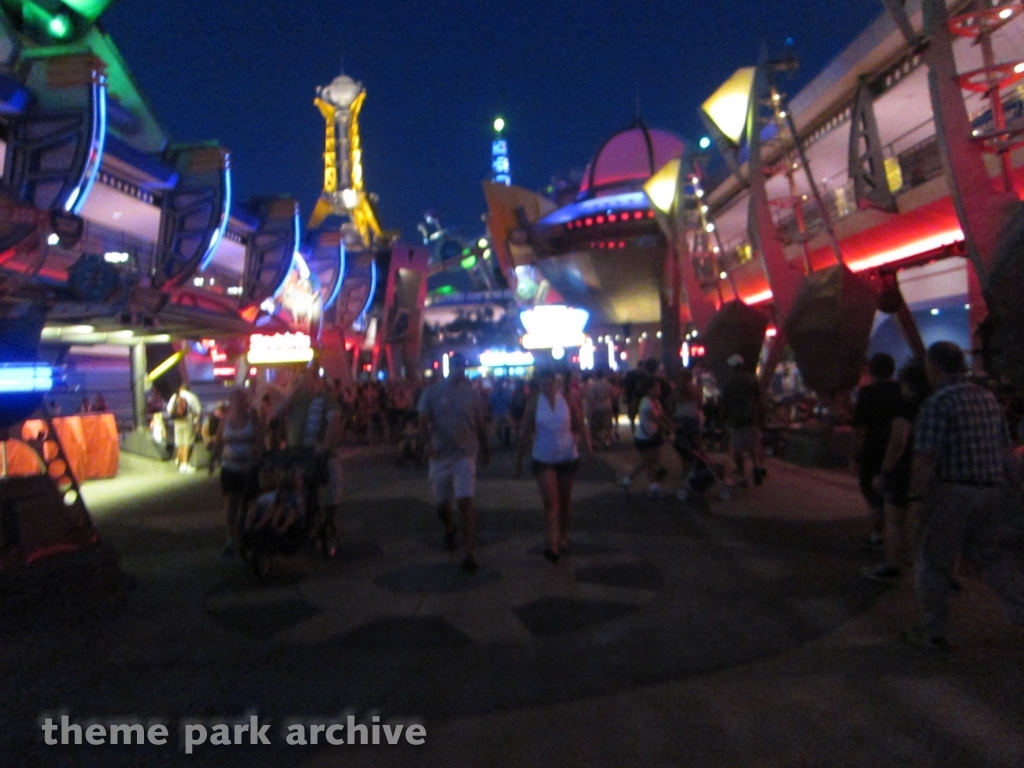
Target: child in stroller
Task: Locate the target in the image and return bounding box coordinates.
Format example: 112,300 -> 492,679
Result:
395,414 -> 424,466
672,419 -> 729,502
238,452 -> 334,577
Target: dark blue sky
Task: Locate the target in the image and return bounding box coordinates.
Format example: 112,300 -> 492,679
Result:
101,0 -> 884,243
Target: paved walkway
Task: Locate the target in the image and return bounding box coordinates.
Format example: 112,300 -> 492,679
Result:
2,439 -> 1022,767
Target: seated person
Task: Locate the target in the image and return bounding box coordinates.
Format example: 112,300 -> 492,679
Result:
244,466 -> 305,535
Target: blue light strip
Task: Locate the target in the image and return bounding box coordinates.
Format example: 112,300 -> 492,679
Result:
64,75 -> 108,214
0,363 -> 54,393
323,240 -> 347,310
270,209 -> 301,300
197,156 -> 232,272
356,257 -> 377,323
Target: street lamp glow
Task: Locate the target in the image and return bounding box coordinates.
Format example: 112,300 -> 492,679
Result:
642,158 -> 681,214
493,117 -> 505,133
702,67 -> 757,145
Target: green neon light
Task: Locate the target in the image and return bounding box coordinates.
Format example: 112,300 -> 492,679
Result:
460,255 -> 477,270
48,14 -> 71,37
435,285 -> 455,295
59,0 -> 115,22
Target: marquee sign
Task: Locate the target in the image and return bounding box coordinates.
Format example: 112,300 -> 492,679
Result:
247,332 -> 314,365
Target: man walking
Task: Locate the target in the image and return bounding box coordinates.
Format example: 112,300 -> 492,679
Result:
851,353 -> 903,548
719,354 -> 766,487
904,341 -> 1024,650
418,353 -> 490,573
168,382 -> 202,473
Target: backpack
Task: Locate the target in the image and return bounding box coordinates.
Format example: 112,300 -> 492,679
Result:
174,395 -> 190,419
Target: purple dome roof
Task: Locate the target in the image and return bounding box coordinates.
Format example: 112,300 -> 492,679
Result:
578,123 -> 685,199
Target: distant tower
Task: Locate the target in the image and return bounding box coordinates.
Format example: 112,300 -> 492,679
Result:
308,72 -> 382,247
491,117 -> 511,186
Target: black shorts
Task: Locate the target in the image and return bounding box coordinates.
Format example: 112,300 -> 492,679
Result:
532,459 -> 580,477
634,435 -> 663,452
220,467 -> 252,497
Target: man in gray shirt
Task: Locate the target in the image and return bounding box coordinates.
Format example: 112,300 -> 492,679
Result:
418,353 -> 490,572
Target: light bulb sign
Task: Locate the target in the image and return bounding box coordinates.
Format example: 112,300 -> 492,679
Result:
520,305 -> 589,350
247,332 -> 314,365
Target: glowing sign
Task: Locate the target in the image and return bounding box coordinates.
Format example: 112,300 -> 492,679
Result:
479,350 -> 535,367
213,366 -> 237,378
702,67 -> 756,145
579,337 -> 595,371
247,332 -> 314,365
0,363 -> 54,393
520,305 -> 589,350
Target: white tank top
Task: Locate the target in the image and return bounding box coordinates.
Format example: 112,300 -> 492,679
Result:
532,393 -> 578,463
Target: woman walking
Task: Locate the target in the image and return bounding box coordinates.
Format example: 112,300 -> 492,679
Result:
215,388 -> 264,555
517,369 -> 591,562
621,377 -> 674,497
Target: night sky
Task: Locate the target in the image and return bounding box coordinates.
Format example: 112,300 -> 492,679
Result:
100,0 -> 885,244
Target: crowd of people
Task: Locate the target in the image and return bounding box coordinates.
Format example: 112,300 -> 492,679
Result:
149,338 -> 1024,650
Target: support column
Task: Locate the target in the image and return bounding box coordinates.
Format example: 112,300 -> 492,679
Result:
129,342 -> 147,432
660,241 -> 683,377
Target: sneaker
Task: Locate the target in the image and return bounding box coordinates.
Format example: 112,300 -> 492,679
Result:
861,563 -> 901,582
461,554 -> 479,574
753,467 -> 767,486
901,625 -> 949,652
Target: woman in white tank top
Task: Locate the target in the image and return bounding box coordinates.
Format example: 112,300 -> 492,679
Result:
517,368 -> 591,562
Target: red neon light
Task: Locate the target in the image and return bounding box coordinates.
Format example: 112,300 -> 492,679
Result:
584,217 -> 594,226
633,211 -> 643,220
213,366 -> 237,377
596,215 -> 605,224
609,214 -> 617,222
647,210 -> 655,218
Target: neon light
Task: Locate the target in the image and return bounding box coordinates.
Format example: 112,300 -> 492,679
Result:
247,332 -> 314,365
356,258 -> 378,324
197,156 -> 233,271
847,229 -> 964,273
65,75 -> 107,214
0,363 -> 54,393
213,366 -> 237,377
323,240 -> 347,310
479,350 -> 535,367
579,337 -> 595,371
520,305 -> 589,350
745,289 -> 774,305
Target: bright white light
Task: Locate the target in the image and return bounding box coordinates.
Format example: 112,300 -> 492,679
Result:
551,346 -> 565,361
193,277 -> 205,287
579,338 -> 595,371
656,331 -> 662,339
477,238 -> 488,249
442,353 -> 450,379
341,188 -> 359,209
698,136 -> 711,150
248,332 -> 314,365
479,349 -> 535,367
112,330 -> 134,338
778,111 -> 787,119
608,340 -> 618,371
705,223 -> 715,233
620,351 -> 627,361
695,189 -> 704,198
103,251 -> 130,264
520,305 -> 589,349
260,298 -> 277,313
965,303 -> 971,310
701,205 -> 709,213
493,117 -> 505,132
227,286 -> 244,296
765,327 -> 778,337
719,271 -> 728,280
1000,8 -> 1013,19
47,233 -> 60,246
1015,62 -> 1024,74
68,325 -> 94,334
930,308 -> 940,316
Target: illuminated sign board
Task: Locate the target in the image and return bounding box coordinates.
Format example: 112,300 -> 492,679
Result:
520,305 -> 589,350
0,363 -> 54,393
247,332 -> 314,365
478,350 -> 535,368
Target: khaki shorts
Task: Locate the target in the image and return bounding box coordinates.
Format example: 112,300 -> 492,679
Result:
173,419 -> 195,447
429,455 -> 477,504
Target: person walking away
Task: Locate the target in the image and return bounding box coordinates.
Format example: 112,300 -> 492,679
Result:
851,353 -> 904,549
216,388 -> 263,555
621,377 -> 673,497
902,341 -> 1024,650
670,368 -> 704,501
418,353 -> 490,573
168,382 -> 202,473
202,402 -> 226,476
518,368 -> 591,561
862,361 -> 930,581
586,369 -> 615,450
719,354 -> 766,487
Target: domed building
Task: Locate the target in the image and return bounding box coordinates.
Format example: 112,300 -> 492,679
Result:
522,121 -> 685,334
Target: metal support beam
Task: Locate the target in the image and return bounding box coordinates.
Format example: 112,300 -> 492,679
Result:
849,77 -> 898,213
129,342 -> 147,432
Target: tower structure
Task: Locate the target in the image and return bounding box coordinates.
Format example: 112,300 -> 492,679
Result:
491,117 -> 511,186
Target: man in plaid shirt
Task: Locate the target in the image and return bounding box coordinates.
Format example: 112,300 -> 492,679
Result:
904,341 -> 1024,650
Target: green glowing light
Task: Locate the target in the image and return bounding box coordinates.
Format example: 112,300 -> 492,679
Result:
48,14 -> 71,37
435,285 -> 455,295
461,255 -> 477,270
493,117 -> 505,133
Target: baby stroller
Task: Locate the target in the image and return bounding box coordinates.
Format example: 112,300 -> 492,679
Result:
238,450 -> 337,579
672,421 -> 730,502
395,416 -> 424,467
